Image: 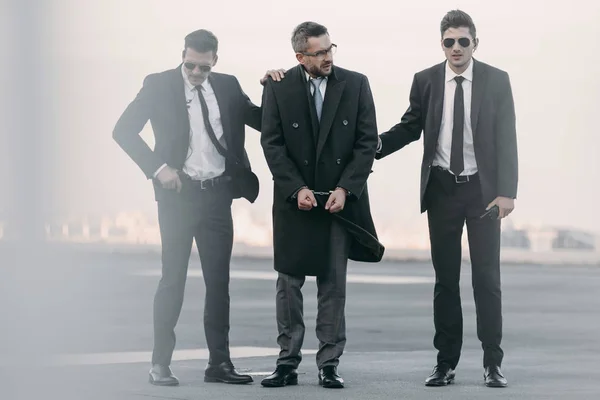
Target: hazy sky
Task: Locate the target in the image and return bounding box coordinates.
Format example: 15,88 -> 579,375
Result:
50,0 -> 600,235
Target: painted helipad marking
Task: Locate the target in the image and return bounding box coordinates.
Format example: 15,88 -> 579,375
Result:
134,270 -> 434,285
47,347 -> 318,366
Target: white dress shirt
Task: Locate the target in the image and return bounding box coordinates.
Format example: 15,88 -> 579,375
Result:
153,67 -> 226,180
433,59 -> 477,176
305,70 -> 328,98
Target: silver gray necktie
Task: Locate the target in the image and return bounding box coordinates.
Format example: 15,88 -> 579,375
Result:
310,78 -> 323,121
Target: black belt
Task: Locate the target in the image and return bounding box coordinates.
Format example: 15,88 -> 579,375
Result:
179,173 -> 232,190
432,165 -> 477,184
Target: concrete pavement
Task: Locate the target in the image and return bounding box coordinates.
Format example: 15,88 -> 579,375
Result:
1,246 -> 599,399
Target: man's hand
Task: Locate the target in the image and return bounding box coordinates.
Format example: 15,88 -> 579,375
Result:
325,188 -> 347,213
486,196 -> 514,219
156,166 -> 182,193
297,188 -> 317,211
260,69 -> 286,85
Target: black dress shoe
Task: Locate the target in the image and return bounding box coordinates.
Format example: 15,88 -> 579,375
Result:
425,364 -> 455,386
204,361 -> 253,384
261,365 -> 298,387
318,366 -> 344,389
149,364 -> 179,386
484,365 -> 508,387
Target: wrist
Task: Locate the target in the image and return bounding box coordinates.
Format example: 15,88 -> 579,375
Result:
335,187 -> 348,196
291,186 -> 308,200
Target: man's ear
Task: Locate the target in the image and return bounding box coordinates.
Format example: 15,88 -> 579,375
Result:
213,54 -> 219,67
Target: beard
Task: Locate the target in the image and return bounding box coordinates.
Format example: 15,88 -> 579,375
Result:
306,62 -> 333,77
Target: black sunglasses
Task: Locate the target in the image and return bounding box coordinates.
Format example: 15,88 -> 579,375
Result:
184,62 -> 212,73
443,38 -> 471,48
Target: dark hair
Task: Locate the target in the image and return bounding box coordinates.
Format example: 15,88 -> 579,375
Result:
440,10 -> 476,39
183,29 -> 218,55
291,21 -> 328,53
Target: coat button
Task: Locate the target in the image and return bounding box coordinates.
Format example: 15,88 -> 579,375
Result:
292,122 -> 299,128
303,160 -> 309,166
336,159 -> 341,164
342,120 -> 348,126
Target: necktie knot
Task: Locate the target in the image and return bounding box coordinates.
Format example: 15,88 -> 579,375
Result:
310,77 -> 322,90
195,85 -> 204,93
454,76 -> 465,85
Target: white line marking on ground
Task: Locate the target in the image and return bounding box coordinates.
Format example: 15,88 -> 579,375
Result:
248,371 -> 278,376
48,347 -> 317,366
134,270 -> 434,284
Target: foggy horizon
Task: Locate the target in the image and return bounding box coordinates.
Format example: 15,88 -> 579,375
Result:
44,0 -> 600,239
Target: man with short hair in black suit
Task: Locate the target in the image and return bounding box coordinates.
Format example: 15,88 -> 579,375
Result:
113,29 -> 280,386
376,10 -> 518,388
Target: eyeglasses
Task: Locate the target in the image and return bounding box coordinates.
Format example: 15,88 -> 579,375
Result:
443,38 -> 472,48
184,62 -> 212,73
302,44 -> 337,59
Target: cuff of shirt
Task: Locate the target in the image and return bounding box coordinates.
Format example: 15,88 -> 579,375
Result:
153,163 -> 168,178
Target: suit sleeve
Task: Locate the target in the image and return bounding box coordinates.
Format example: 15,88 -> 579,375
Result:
260,79 -> 306,198
495,72 -> 518,198
376,73 -> 423,159
112,75 -> 164,179
336,75 -> 378,200
234,77 -> 262,132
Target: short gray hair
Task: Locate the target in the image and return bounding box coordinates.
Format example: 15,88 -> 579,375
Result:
291,21 -> 328,53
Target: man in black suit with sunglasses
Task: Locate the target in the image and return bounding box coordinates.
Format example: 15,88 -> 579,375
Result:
376,10 -> 518,388
113,29 -> 280,387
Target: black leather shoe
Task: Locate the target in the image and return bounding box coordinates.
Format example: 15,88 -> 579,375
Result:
204,361 -> 253,384
484,365 -> 507,387
261,365 -> 298,387
318,366 -> 344,388
425,364 -> 455,386
149,364 -> 179,386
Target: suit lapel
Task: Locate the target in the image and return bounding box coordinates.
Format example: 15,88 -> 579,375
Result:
470,59 -> 487,138
429,62 -> 445,145
316,68 -> 346,158
208,74 -> 232,150
170,66 -> 190,140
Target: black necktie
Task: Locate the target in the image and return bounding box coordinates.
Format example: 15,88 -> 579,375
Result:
450,76 -> 465,176
195,85 -> 227,158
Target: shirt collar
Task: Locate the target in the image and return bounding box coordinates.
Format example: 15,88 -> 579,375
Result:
445,58 -> 474,82
304,69 -> 328,83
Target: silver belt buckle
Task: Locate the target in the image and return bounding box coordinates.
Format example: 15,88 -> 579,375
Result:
200,178 -> 213,190
455,174 -> 469,184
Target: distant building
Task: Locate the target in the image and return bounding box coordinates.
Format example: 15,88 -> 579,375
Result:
525,227 -> 597,252
552,229 -> 596,251
502,228 -> 531,249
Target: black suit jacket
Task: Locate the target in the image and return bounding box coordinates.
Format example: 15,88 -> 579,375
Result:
377,59 -> 518,212
113,65 -> 261,202
261,65 -> 384,276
